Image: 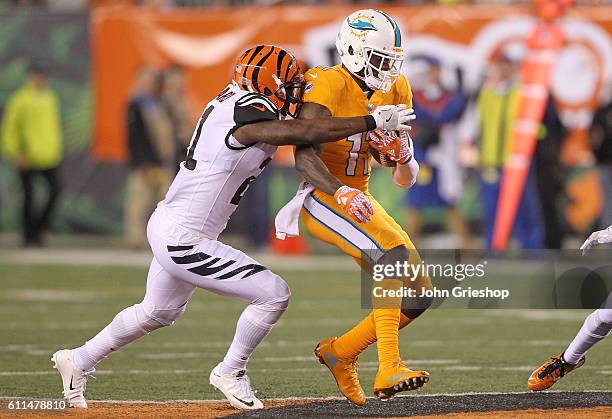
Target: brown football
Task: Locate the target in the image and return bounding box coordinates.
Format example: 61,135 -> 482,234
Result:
369,147 -> 397,168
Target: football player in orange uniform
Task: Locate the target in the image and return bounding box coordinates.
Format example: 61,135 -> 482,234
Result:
294,10 -> 433,404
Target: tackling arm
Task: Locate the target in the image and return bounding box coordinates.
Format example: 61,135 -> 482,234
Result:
234,114 -> 376,147
293,102 -> 344,196
234,101 -> 413,147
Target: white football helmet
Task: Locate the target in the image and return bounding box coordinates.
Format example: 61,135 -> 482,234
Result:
336,9 -> 404,93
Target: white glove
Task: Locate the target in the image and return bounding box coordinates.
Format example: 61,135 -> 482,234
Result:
371,104 -> 416,131
580,225 -> 612,255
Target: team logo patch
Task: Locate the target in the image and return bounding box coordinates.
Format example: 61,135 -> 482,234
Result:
305,83 -> 314,94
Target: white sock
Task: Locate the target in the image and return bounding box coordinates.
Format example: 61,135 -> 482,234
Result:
563,309 -> 612,365
219,304 -> 284,374
72,304 -> 164,371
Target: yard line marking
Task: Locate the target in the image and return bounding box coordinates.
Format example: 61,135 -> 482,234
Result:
485,311 -> 589,321
0,371 -> 57,376
2,363 -> 609,377
0,321 -> 102,330
135,354 -> 462,364
1,390 -> 610,403
491,366 -> 540,372
0,340 -> 317,353
443,365 -> 482,371
359,360 -> 460,366
0,289 -> 100,302
139,353 -> 217,360
0,250 -> 358,271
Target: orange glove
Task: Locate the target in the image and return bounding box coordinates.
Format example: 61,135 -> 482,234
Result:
368,129 -> 413,165
334,186 -> 375,223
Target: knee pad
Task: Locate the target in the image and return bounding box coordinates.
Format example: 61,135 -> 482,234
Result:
597,308 -> 612,324
247,273 -> 291,326
136,301 -> 188,329
259,272 -> 291,311
589,309 -> 612,338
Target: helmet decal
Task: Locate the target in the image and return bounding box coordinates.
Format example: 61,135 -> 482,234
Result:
347,16 -> 378,35
251,47 -> 276,89
376,9 -> 401,48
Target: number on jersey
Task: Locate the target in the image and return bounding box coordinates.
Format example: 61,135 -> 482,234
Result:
345,132 -> 369,176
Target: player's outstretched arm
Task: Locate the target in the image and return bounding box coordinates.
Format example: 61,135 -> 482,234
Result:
293,103 -> 343,196
234,104 -> 414,146
234,115 -> 375,146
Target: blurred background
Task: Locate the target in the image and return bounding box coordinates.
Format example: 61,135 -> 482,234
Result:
0,0 -> 611,254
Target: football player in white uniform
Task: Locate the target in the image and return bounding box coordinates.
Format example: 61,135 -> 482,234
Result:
51,45 -> 416,410
528,225 -> 612,391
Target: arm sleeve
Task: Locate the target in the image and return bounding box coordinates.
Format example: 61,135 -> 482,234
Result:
303,68 -> 338,115
233,93 -> 279,128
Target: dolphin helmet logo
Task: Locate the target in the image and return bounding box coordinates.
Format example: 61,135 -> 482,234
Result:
347,17 -> 378,33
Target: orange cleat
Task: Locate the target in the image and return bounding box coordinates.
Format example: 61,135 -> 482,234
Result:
528,352 -> 585,391
373,361 -> 429,400
314,337 -> 366,406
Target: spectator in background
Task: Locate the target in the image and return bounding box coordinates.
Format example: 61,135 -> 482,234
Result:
590,80 -> 612,228
472,53 -> 544,250
405,56 -> 472,248
533,95 -> 566,249
1,64 -> 63,247
159,64 -> 193,172
124,66 -> 174,249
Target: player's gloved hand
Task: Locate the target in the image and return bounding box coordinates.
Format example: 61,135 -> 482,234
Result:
580,225 -> 612,255
371,104 -> 416,131
368,129 -> 413,164
334,185 -> 375,223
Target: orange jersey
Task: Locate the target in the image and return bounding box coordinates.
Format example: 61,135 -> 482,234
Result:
303,65 -> 413,191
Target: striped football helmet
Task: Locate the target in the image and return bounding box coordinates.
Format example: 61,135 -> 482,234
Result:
233,45 -> 305,118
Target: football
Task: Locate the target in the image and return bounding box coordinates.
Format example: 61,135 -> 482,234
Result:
367,130 -> 398,167
369,147 -> 397,167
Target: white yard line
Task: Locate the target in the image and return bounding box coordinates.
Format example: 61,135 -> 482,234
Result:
0,318 -> 357,329
1,364 -> 609,377
1,390 -> 610,403
0,249 -> 358,271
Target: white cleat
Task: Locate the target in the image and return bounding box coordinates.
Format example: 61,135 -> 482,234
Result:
209,363 -> 263,410
51,349 -> 94,408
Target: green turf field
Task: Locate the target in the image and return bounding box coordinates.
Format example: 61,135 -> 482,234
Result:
1,263 -> 610,401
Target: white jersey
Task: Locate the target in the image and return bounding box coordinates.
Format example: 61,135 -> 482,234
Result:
160,84 -> 279,240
